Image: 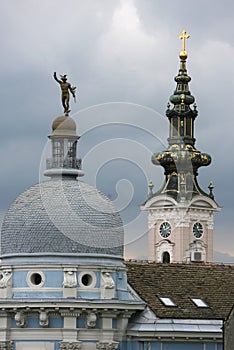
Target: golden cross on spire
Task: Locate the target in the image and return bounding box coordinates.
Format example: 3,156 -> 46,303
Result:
179,29 -> 190,52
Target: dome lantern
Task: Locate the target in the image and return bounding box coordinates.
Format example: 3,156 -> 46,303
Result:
44,73 -> 84,177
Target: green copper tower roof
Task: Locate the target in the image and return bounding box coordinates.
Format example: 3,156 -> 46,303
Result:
151,30 -> 213,202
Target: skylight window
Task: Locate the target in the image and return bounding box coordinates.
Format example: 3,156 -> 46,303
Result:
158,296 -> 177,307
190,297 -> 209,308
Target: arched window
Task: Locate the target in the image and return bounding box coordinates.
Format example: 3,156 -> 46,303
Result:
162,251 -> 170,263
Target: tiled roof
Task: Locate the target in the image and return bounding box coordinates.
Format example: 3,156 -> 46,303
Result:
126,262 -> 234,319
1,178 -> 124,257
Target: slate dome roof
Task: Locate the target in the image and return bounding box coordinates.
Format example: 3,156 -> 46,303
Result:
1,178 -> 124,257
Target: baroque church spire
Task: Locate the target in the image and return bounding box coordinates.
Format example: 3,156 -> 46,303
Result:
143,31 -> 220,264
151,30 -> 212,202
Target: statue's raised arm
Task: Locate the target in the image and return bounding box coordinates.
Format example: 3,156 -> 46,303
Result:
53,72 -> 77,116
53,72 -> 61,84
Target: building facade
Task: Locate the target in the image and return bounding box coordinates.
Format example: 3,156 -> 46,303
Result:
0,31 -> 233,350
0,112 -> 145,350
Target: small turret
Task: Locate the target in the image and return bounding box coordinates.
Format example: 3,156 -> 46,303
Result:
44,73 -> 84,178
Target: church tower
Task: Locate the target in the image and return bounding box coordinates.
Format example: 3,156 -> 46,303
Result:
142,30 -> 220,264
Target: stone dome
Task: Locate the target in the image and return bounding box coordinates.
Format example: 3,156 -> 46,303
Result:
51,116 -> 77,137
1,178 -> 124,257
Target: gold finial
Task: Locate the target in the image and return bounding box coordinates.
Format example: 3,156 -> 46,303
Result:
208,181 -> 214,190
179,29 -> 190,59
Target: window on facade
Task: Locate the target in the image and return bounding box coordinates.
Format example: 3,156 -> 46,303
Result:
81,273 -> 93,287
31,273 -> 42,285
190,297 -> 209,308
158,296 -> 177,307
162,251 -> 170,263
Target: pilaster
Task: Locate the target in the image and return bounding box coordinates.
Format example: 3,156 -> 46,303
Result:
61,311 -> 80,343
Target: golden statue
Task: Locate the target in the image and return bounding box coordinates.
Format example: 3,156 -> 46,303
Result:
53,72 -> 76,115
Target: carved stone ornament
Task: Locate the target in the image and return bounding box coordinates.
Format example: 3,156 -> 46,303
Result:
102,272 -> 115,289
39,310 -> 49,327
85,312 -> 97,328
63,270 -> 77,288
0,270 -> 12,288
0,341 -> 13,350
60,342 -> 82,350
96,341 -> 119,350
15,311 -> 26,327
101,271 -> 115,299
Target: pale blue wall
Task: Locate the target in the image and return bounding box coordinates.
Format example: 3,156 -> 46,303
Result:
12,270 -> 63,288
11,317 -> 63,328
12,291 -> 63,298
12,269 -> 130,300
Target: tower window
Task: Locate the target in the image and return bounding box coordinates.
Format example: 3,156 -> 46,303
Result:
162,251 -> 170,263
52,139 -> 64,167
177,84 -> 182,91
172,118 -> 178,136
186,117 -> 191,136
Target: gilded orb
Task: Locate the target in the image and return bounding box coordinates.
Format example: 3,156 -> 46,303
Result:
179,50 -> 188,60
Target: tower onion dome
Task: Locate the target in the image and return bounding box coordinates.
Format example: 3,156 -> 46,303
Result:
151,30 -> 212,202
1,115 -> 124,259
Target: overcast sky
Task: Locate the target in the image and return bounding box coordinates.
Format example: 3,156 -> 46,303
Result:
1,0 -> 234,262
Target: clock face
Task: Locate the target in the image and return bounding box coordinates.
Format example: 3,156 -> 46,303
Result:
193,222 -> 203,238
159,222 -> 172,238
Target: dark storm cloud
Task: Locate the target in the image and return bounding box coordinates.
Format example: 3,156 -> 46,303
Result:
0,0 -> 233,260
